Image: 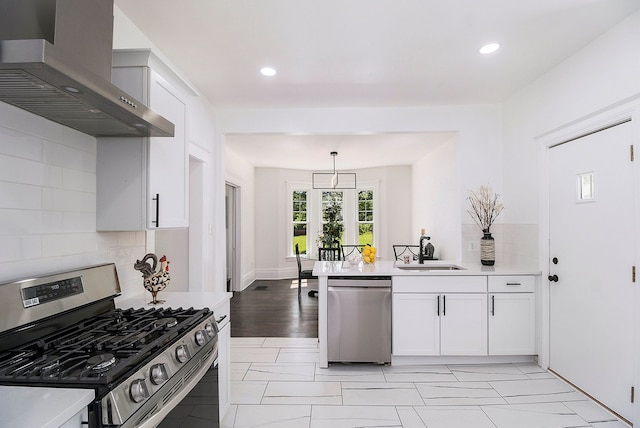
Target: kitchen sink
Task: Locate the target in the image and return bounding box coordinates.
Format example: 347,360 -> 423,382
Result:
394,264 -> 465,271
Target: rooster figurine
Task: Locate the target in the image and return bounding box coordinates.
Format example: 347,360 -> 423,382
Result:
134,253 -> 170,304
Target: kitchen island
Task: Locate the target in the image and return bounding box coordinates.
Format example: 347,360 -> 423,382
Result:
313,260 -> 541,368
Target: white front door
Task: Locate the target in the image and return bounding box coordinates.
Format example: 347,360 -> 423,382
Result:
549,121 -> 635,422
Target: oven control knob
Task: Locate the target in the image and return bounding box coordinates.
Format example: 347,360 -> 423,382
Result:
130,379 -> 150,403
150,363 -> 169,385
195,330 -> 207,346
176,344 -> 191,363
205,323 -> 216,338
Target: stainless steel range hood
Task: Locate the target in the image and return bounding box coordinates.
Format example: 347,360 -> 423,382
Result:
0,0 -> 174,137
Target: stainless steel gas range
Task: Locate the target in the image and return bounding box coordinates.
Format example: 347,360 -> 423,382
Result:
0,263 -> 219,428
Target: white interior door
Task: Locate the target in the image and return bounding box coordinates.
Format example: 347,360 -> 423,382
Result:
549,121 -> 635,422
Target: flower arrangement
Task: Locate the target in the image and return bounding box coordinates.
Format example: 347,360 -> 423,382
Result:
466,185 -> 504,233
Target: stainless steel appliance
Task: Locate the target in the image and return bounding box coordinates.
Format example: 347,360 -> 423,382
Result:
0,0 -> 174,137
0,263 -> 218,428
327,276 -> 392,364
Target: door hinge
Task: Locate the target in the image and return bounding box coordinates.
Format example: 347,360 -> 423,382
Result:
631,145 -> 635,162
631,386 -> 635,403
633,266 -> 636,283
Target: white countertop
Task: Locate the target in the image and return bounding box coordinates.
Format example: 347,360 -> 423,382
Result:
115,291 -> 232,311
313,260 -> 541,276
0,386 -> 94,428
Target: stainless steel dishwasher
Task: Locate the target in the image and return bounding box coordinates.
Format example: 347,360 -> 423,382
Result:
327,276 -> 392,364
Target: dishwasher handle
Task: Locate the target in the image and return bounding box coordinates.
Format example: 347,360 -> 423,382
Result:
327,277 -> 392,288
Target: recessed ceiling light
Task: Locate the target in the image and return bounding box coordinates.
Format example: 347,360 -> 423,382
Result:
260,67 -> 277,77
479,43 -> 500,55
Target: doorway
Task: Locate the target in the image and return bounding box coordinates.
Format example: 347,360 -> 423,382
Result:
226,183 -> 241,292
548,120 -> 635,422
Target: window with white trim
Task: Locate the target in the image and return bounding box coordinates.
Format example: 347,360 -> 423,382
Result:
287,181 -> 378,257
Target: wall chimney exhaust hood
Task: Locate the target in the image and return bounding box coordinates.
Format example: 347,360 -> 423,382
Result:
0,0 -> 174,137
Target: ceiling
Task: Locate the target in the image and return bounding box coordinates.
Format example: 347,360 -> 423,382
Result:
225,132 -> 456,170
114,0 -> 640,169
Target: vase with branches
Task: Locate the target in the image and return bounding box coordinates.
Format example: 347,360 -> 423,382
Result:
467,185 -> 504,266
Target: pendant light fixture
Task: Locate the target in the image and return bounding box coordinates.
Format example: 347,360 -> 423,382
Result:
312,151 -> 357,190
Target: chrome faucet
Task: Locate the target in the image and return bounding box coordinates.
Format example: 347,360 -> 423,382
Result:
419,234 -> 431,264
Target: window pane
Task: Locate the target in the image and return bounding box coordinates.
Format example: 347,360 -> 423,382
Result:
292,190 -> 308,254
293,224 -> 307,254
358,223 -> 373,245
357,190 -> 374,245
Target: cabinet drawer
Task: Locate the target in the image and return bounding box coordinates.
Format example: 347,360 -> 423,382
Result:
393,276 -> 486,293
488,275 -> 535,293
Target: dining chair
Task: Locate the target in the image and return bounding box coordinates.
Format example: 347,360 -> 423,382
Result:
341,244 -> 366,260
295,243 -> 317,296
392,245 -> 420,261
318,247 -> 341,261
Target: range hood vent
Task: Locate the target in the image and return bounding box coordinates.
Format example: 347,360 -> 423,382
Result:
0,0 -> 174,137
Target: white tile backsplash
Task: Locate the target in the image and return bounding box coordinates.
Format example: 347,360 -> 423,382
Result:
462,223 -> 538,268
0,103 -> 150,295
0,155 -> 45,185
42,188 -> 96,212
0,182 -> 41,209
43,139 -> 96,172
63,168 -> 96,192
0,126 -> 43,161
0,235 -> 41,262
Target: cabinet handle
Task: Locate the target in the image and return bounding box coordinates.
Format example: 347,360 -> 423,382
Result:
506,282 -> 521,286
152,193 -> 160,227
491,295 -> 495,316
216,315 -> 228,324
437,295 -> 440,316
442,295 -> 446,316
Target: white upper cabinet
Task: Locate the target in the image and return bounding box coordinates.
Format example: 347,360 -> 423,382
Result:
97,51 -> 189,230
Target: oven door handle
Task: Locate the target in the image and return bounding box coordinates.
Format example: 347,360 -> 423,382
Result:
215,315 -> 227,324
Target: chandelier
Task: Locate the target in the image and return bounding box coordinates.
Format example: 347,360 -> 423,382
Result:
312,151 -> 357,190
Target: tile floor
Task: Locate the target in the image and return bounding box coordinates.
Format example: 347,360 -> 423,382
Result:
223,337 -> 629,428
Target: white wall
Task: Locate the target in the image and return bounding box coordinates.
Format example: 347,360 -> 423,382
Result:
0,102 -> 147,295
412,136 -> 459,261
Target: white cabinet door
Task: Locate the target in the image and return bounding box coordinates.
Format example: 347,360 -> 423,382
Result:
147,70 -> 188,229
392,293 -> 439,356
440,293 -> 487,356
97,62 -> 188,231
488,293 -> 535,355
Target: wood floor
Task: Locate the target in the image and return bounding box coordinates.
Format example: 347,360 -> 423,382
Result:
230,278 -> 318,338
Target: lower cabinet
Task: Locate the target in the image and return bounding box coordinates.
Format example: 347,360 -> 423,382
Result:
393,293 -> 440,355
440,293 -> 488,355
392,276 -> 488,356
392,275 -> 536,358
488,276 -> 536,355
